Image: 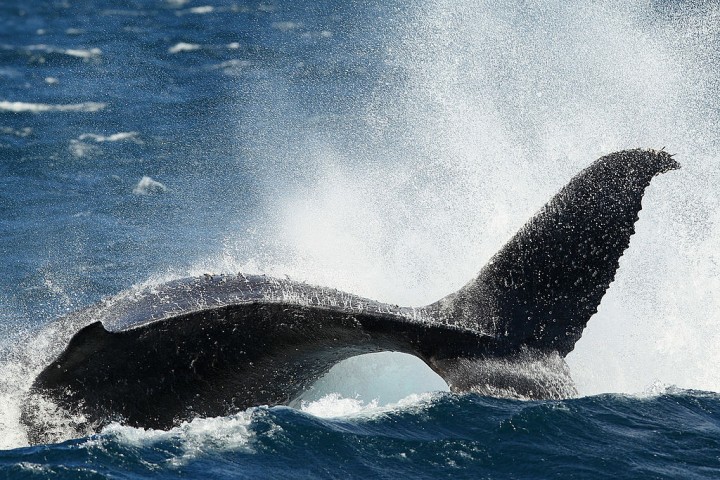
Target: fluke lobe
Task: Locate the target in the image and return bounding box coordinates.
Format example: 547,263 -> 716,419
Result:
22,149 -> 679,444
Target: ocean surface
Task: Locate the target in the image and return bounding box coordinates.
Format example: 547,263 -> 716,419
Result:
2,0 -> 720,478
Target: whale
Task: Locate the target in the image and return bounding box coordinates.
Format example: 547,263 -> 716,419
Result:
21,149 -> 679,445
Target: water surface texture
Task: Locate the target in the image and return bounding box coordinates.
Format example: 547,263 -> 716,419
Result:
1,0 -> 720,478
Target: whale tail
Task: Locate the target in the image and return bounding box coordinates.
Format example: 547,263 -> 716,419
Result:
22,149 -> 680,442
428,149 -> 679,357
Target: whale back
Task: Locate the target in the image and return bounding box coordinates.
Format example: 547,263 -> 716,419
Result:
89,274 -> 426,333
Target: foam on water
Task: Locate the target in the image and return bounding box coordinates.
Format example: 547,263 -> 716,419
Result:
21,45 -> 102,59
301,394 -> 379,418
133,176 -> 168,195
300,391 -> 440,420
67,393 -> 442,469
78,132 -> 141,143
95,411 -> 257,466
168,42 -> 201,54
187,6 -> 214,15
0,323 -> 84,448
0,101 -> 106,113
173,4 -> 252,14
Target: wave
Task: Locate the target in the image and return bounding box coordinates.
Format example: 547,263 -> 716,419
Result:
173,4 -> 253,15
98,411 -> 257,467
132,176 -> 168,195
3,391 -> 719,478
68,132 -> 143,158
0,101 -> 106,113
185,6 -> 215,15
168,42 -> 201,54
21,44 -> 101,59
77,132 -> 141,143
300,391 -> 442,419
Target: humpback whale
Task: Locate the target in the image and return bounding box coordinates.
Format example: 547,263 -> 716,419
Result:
21,149 -> 679,444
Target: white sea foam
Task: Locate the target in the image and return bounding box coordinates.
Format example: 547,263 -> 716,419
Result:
0,357 -> 33,448
90,411 -> 260,467
0,101 -> 106,113
101,412 -> 255,450
168,42 -> 201,54
25,44 -> 101,59
17,463 -> 49,473
133,176 -> 168,195
189,6 -> 214,14
301,394 -> 379,418
639,381 -> 677,397
0,303 -> 100,449
63,48 -> 100,59
301,391 -> 440,420
78,131 -> 141,143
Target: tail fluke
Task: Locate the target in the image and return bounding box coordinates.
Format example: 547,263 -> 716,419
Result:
429,149 -> 679,357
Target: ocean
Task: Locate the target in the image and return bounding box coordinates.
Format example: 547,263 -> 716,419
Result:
1,0 -> 720,478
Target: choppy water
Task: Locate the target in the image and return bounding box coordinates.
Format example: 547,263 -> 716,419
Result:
3,391 -> 720,479
1,0 -> 720,478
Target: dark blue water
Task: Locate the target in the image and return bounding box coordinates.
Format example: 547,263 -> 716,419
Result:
2,0 -> 720,478
3,392 -> 720,479
1,0 -> 393,323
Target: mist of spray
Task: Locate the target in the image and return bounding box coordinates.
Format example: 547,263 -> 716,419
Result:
217,0 -> 720,398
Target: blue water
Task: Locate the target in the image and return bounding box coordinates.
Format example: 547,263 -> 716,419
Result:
2,0 -> 720,478
3,392 -> 720,479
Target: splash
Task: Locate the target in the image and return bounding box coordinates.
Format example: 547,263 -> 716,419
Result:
301,393 -> 379,418
96,411 -> 257,467
2,0 -> 719,451
300,391 -> 441,419
223,0 -> 720,396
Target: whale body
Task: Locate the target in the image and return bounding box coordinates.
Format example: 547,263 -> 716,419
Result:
21,149 -> 679,444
